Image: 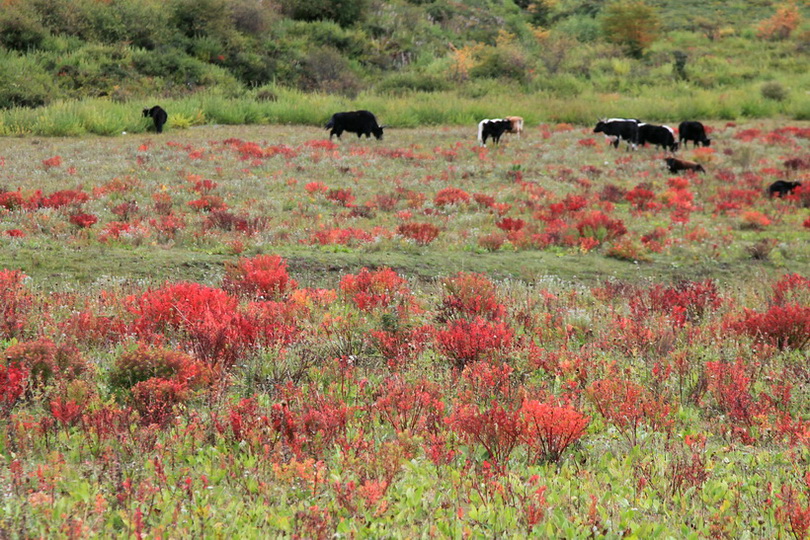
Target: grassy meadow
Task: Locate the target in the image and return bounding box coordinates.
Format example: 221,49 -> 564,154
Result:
0,119 -> 809,538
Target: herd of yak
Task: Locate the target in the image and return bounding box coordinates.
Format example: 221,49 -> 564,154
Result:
140,106 -> 801,199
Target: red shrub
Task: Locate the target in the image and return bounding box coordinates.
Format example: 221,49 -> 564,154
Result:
4,338 -> 87,389
776,484 -> 810,540
520,400 -> 589,463
223,255 -> 298,300
0,269 -> 33,339
0,363 -> 27,414
304,181 -> 328,194
127,282 -> 253,366
374,376 -> 445,434
772,273 -> 810,306
0,190 -> 24,210
40,189 -> 89,209
396,222 -> 440,245
339,267 -> 413,312
108,344 -> 210,393
625,185 -> 660,213
728,304 -> 810,350
434,187 -> 470,207
645,280 -> 722,326
42,155 -> 62,169
369,325 -> 434,371
436,317 -> 513,369
458,360 -> 515,405
69,213 -> 98,228
131,377 -> 188,426
446,401 -> 522,471
575,211 -> 627,243
495,217 -> 525,232
705,359 -> 762,432
587,378 -> 673,446
478,232 -> 506,251
325,188 -> 356,207
439,272 -> 505,322
187,195 -> 226,212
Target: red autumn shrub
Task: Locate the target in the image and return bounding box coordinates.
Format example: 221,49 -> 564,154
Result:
575,211 -> 627,243
42,155 -> 62,168
369,325 -> 434,371
131,377 -> 188,426
4,338 -> 87,390
374,376 -> 445,434
339,267 -> 413,312
108,344 -> 210,393
439,272 -> 506,322
0,190 -> 24,210
187,195 -> 227,212
242,300 -> 302,346
705,359 -> 763,433
776,484 -> 810,540
0,363 -> 27,414
625,185 -> 660,213
436,317 -> 513,370
496,217 -> 526,232
304,181 -> 328,194
223,254 -> 298,300
728,304 -> 810,350
772,273 -> 810,306
40,189 -> 89,209
478,232 -> 506,251
128,282 -> 238,335
740,210 -> 771,229
0,269 -> 33,339
309,227 -> 379,246
127,282 -> 254,366
646,280 -> 722,326
458,360 -> 515,404
69,213 -> 98,228
587,378 -> 673,446
396,222 -> 440,245
434,187 -> 470,207
446,401 -> 522,472
325,188 -> 356,207
520,400 -> 589,463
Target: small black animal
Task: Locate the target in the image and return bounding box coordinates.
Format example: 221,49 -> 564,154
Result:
678,121 -> 711,148
665,157 -> 705,173
768,180 -> 802,197
143,106 -> 168,134
325,110 -> 385,140
638,123 -> 679,152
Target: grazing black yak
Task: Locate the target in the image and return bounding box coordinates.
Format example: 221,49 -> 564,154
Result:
143,105 -> 168,133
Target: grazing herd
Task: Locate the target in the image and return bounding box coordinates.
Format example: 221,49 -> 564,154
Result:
139,105 -> 799,199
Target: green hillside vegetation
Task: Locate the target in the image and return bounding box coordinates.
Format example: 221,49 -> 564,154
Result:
1,0 -> 809,134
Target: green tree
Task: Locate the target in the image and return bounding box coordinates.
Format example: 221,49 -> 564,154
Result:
600,0 -> 660,58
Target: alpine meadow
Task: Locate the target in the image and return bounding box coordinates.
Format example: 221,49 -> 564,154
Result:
1,1 -> 810,538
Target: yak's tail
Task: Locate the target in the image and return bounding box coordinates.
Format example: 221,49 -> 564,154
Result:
477,119 -> 486,145
325,118 -> 334,129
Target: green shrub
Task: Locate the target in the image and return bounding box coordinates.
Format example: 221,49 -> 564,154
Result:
33,102 -> 86,136
279,0 -> 369,27
375,72 -> 451,95
600,0 -> 661,58
760,81 -> 789,101
0,51 -> 55,108
296,46 -> 363,97
470,46 -> 533,84
0,7 -> 48,51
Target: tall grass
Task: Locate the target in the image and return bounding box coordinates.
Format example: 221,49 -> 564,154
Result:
1,81 -> 809,137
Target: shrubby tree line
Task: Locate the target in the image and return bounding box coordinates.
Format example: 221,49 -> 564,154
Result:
0,0 -> 806,109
